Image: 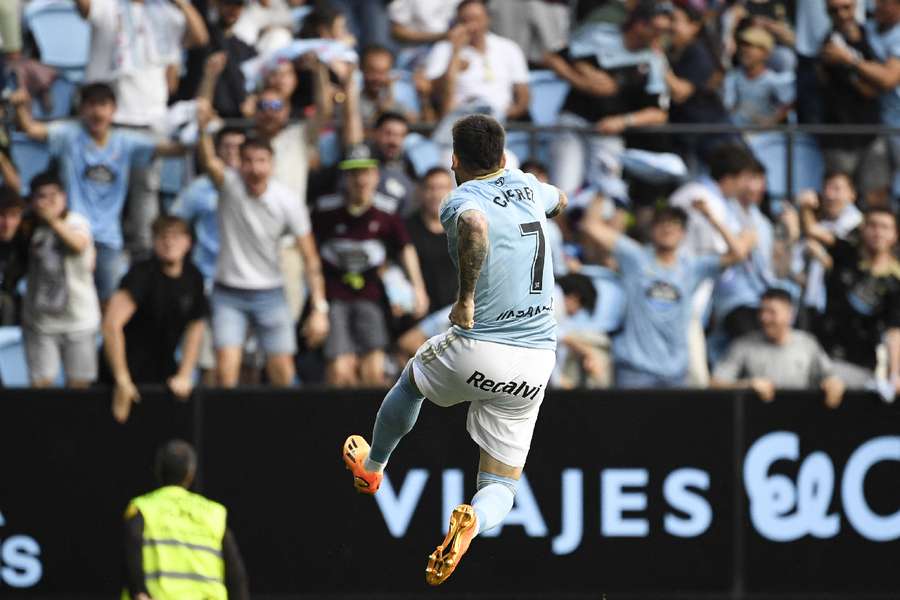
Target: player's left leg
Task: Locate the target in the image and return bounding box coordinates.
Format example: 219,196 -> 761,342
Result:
426,450 -> 521,586
343,361 -> 425,493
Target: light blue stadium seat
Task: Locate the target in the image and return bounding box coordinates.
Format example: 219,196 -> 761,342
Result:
10,132 -> 52,195
318,129 -> 341,168
392,72 -> 421,116
31,76 -> 76,120
403,132 -> 441,178
160,156 -> 187,196
0,327 -> 29,387
747,132 -> 824,199
528,70 -> 569,126
24,0 -> 91,79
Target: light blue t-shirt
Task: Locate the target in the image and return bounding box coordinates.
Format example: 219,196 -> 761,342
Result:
47,122 -> 156,249
613,236 -> 721,378
170,175 -> 219,283
712,200 -> 775,322
723,68 -> 795,127
865,20 -> 900,124
440,167 -> 560,350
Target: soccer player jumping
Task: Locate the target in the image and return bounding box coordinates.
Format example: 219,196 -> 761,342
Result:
343,114 -> 567,585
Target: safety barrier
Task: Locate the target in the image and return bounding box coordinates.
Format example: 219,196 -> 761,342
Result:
1,387 -> 899,599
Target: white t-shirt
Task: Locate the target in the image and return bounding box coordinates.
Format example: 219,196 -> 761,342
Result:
215,169 -> 311,290
424,32 -> 529,117
271,122 -> 310,207
23,212 -> 101,334
85,0 -> 185,128
388,0 -> 461,34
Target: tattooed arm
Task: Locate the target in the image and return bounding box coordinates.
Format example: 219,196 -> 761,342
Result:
449,209 -> 489,330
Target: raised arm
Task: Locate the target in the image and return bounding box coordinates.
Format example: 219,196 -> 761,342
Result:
579,200 -> 622,251
449,209 -> 488,329
797,190 -> 837,247
10,89 -> 48,142
400,243 -> 430,318
340,65 -> 364,148
0,152 -> 21,192
195,99 -> 226,188
197,51 -> 227,105
506,83 -> 530,121
102,290 -> 140,423
692,199 -> 751,266
173,0 -> 209,48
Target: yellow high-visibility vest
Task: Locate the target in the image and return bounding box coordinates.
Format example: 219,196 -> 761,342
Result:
123,485 -> 228,600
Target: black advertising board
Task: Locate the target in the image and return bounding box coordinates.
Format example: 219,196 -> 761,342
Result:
1,387 -> 898,598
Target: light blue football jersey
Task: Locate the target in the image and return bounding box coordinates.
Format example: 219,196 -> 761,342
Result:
440,168 -> 560,350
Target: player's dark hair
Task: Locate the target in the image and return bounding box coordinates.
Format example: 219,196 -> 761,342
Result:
361,44 -> 394,63
240,135 -> 274,156
28,171 -> 64,197
155,439 -> 197,486
375,111 -> 408,130
79,82 -> 116,105
152,215 -> 191,238
215,126 -> 246,148
452,114 -> 505,173
558,273 -> 598,314
864,206 -> 898,228
422,166 -> 451,182
651,205 -> 688,227
823,169 -> 853,187
457,0 -> 487,15
707,144 -> 757,181
761,287 -> 793,305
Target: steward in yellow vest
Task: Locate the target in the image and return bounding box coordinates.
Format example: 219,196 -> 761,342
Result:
123,440 -> 249,600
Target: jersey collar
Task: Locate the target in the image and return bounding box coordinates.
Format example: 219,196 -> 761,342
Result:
474,168 -> 505,181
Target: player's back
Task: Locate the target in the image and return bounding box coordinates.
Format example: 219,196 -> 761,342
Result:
440,168 -> 559,350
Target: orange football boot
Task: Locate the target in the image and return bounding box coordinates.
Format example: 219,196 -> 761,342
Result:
342,435 -> 383,494
425,504 -> 478,585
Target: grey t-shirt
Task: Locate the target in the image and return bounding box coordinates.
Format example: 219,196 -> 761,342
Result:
215,169 -> 311,290
713,330 -> 834,388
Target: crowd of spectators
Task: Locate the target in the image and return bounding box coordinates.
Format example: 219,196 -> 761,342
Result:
2,0 -> 900,416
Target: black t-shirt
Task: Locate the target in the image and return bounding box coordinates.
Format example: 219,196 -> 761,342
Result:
404,213 -> 457,310
668,40 -> 729,124
821,237 -> 900,369
210,25 -> 258,119
819,28 -> 879,148
107,258 -> 209,383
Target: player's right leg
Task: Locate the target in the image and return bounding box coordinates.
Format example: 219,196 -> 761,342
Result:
342,361 -> 425,494
426,450 -> 522,586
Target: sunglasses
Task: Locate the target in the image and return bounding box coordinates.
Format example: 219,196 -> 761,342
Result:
257,98 -> 285,112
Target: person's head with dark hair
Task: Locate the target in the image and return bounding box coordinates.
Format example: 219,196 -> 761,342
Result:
740,158 -> 767,206
521,160 -> 550,183
216,0 -> 246,28
874,0 -> 900,29
373,111 -> 409,161
152,215 -> 193,269
558,273 -> 598,316
154,439 -> 198,487
861,206 -> 898,257
650,205 -> 688,252
300,3 -> 348,40
707,144 -> 757,198
821,170 -> 856,220
624,0 -> 673,48
215,127 -> 247,170
362,44 -> 395,96
238,135 -> 274,196
451,114 -> 506,183
457,0 -> 490,46
254,87 -> 291,138
419,167 -> 453,219
759,287 -> 794,344
0,185 -> 25,243
263,60 -> 299,107
78,83 -> 116,139
30,171 -> 68,224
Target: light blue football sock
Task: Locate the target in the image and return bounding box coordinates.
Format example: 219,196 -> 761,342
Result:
364,361 -> 425,472
472,471 -> 518,536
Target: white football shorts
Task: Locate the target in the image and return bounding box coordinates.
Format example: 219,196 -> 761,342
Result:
411,329 -> 556,468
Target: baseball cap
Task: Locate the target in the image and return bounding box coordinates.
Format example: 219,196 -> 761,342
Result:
339,144 -> 379,171
739,26 -> 775,52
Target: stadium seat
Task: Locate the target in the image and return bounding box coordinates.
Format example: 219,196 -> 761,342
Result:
0,327 -> 29,387
24,0 -> 91,79
747,132 -> 824,199
528,70 -> 569,126
10,132 -> 52,195
31,76 -> 76,120
160,156 -> 187,196
403,132 -> 442,178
